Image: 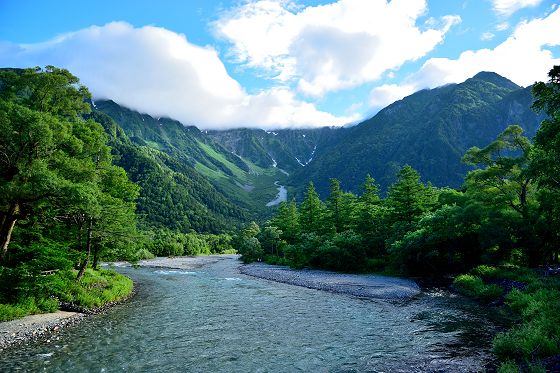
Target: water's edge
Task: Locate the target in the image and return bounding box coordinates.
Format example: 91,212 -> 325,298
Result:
0,255 -> 500,372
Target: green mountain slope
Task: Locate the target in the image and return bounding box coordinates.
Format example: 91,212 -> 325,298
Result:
292,72 -> 544,197
94,71 -> 543,217
207,127 -> 340,174
93,100 -> 288,220
90,110 -> 249,233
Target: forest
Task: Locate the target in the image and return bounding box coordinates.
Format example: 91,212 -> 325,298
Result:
1,64 -> 559,371
0,67 -> 233,321
236,66 -> 560,372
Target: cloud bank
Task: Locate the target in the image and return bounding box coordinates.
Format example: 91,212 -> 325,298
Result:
491,0 -> 543,16
369,7 -> 560,111
215,0 -> 460,97
0,22 -> 353,129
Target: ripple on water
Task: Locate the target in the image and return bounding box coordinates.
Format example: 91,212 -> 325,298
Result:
154,270 -> 197,275
0,257 -> 498,372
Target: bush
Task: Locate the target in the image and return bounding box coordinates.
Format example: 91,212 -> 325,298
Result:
237,236 -> 263,263
365,258 -> 386,272
284,244 -> 307,269
0,268 -> 133,321
264,255 -> 289,266
134,248 -> 155,260
493,287 -> 560,363
0,303 -> 30,322
497,360 -> 518,373
453,274 -> 503,302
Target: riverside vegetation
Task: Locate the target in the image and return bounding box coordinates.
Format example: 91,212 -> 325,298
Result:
236,66 -> 560,372
1,64 -> 559,371
0,67 -> 234,323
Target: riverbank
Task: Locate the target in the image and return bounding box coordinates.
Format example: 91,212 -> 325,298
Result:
240,262 -> 420,299
133,255 -> 421,299
0,268 -> 135,351
0,311 -> 85,351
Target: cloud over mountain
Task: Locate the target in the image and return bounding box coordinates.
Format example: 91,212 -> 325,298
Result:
368,6 -> 560,111
0,22 -> 353,129
215,0 -> 460,97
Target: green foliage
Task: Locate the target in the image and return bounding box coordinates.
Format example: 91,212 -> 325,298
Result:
386,165 -> 434,227
530,66 -> 560,265
294,71 -> 541,197
270,201 -> 300,243
497,360 -> 519,373
258,225 -> 285,257
453,274 -> 503,302
299,182 -> 332,235
234,222 -> 264,263
0,267 -> 133,321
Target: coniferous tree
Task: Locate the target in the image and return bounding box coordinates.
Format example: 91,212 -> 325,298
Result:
327,178 -> 344,233
357,174 -> 387,257
299,182 -> 330,235
531,65 -> 560,263
270,200 -> 300,243
386,165 -> 431,228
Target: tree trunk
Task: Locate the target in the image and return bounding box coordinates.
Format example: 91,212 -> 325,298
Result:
0,203 -> 19,262
92,244 -> 100,270
77,217 -> 93,280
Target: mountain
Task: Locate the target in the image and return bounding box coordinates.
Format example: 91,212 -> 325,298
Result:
290,72 -> 544,197
93,71 -> 544,223
92,100 -> 289,222
206,127 -> 340,174
89,110 -> 249,233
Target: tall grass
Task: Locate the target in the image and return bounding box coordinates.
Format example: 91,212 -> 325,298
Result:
0,268 -> 133,322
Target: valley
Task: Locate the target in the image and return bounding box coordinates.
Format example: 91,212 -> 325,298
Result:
90,71 -> 543,225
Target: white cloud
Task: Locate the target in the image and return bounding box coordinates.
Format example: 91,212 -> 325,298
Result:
368,7 -> 560,110
369,84 -> 416,111
481,32 -> 495,41
215,0 -> 460,97
0,22 -> 352,129
491,0 -> 543,16
496,22 -> 510,31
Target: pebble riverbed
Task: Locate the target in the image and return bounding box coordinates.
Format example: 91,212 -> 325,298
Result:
240,262 -> 421,299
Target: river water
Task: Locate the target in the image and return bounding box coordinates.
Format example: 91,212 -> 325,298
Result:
0,256 -> 499,372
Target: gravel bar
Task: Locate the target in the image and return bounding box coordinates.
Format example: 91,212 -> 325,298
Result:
240,263 -> 421,299
0,311 -> 86,351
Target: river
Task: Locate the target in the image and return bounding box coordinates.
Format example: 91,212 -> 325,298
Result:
0,256 -> 498,372
266,181 -> 288,207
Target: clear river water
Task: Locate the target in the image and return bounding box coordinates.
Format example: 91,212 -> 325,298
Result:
0,256 -> 500,372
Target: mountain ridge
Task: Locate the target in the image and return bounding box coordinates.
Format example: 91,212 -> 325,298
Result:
94,71 -> 544,211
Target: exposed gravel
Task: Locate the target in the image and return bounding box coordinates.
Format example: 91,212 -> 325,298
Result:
0,311 -> 85,351
0,276 -> 136,351
105,255 -> 238,271
240,263 -> 421,299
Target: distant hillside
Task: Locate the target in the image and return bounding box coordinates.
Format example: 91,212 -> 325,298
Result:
207,127 -> 340,175
93,100 -> 289,223
94,71 -> 544,218
89,110 -> 250,233
291,72 -> 544,197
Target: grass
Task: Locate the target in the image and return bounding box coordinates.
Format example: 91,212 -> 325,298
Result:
453,273 -> 503,302
0,268 -> 133,322
453,265 -> 560,372
196,140 -> 247,180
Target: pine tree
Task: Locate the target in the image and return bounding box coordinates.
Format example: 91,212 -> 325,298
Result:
271,200 -> 300,243
386,165 -> 430,227
299,182 -> 330,235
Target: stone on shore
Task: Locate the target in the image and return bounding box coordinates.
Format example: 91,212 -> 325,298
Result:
0,311 -> 85,351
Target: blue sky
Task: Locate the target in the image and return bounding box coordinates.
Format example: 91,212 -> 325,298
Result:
1,0 -> 559,129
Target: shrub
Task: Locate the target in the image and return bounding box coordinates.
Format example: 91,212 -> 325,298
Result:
453,274 -> 503,302
134,248 -> 155,260
497,360 -> 518,373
